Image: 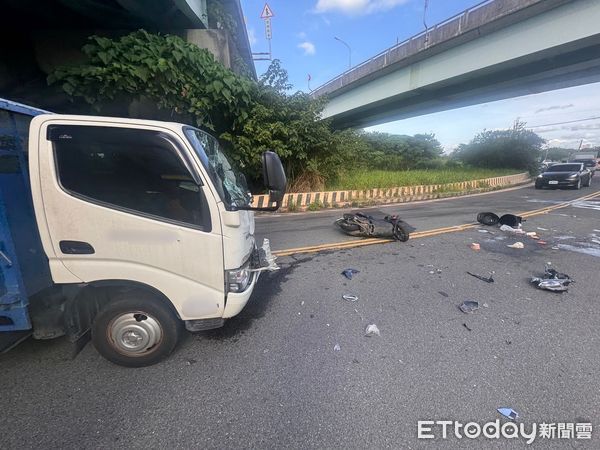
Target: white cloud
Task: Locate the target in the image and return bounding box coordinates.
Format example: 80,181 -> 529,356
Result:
247,28 -> 257,46
298,41 -> 316,55
314,0 -> 409,15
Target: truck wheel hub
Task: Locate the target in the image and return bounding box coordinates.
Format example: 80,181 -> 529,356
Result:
110,313 -> 162,354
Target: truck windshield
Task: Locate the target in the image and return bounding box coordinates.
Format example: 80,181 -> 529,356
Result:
185,128 -> 251,208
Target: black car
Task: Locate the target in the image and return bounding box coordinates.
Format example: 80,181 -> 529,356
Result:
535,163 -> 592,190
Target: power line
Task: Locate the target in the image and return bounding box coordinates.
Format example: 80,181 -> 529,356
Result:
527,116 -> 600,129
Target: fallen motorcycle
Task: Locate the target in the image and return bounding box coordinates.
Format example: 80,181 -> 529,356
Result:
335,212 -> 414,241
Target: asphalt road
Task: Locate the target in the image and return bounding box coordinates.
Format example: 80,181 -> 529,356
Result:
256,182 -> 600,251
2,183 -> 600,449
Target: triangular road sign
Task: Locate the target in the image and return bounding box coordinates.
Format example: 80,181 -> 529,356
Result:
260,3 -> 274,19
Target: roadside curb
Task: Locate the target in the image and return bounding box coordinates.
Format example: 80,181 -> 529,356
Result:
253,173 -> 530,212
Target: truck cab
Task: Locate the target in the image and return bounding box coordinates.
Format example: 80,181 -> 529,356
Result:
1,109 -> 285,366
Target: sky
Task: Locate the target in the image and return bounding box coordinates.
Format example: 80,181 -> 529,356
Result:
240,0 -> 600,152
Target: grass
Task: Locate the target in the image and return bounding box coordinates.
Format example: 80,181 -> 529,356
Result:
325,168 -> 522,191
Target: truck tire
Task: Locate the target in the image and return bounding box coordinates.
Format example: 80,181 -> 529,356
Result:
92,294 -> 183,367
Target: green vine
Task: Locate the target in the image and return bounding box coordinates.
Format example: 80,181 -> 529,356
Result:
48,30 -> 254,133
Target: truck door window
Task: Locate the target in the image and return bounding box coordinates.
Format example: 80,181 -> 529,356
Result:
51,125 -> 210,231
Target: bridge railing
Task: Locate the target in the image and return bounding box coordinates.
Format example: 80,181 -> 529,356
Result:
311,0 -> 540,96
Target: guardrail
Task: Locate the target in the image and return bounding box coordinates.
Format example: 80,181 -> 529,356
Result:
252,172 -> 530,211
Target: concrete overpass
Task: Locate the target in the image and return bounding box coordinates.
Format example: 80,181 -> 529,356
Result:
312,0 -> 600,129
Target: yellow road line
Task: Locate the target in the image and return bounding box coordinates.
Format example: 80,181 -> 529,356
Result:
273,190 -> 600,257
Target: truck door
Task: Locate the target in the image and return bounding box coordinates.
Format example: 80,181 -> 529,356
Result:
31,119 -> 226,320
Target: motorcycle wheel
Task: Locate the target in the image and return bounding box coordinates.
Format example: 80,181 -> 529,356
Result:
393,222 -> 410,242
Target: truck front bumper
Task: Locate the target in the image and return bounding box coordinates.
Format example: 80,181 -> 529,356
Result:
222,270 -> 260,318
222,239 -> 278,319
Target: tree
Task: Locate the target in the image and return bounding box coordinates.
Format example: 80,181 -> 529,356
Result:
451,121 -> 544,172
48,32 -> 454,191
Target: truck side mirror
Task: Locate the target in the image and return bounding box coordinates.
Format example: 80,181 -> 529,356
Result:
262,151 -> 286,208
231,151 -> 286,212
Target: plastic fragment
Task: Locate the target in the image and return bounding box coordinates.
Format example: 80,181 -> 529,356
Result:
342,268 -> 360,280
497,407 -> 519,421
342,294 -> 358,302
500,225 -> 526,235
459,300 -> 479,314
470,243 -> 481,251
467,271 -> 494,283
531,266 -> 573,293
507,242 -> 524,249
333,344 -> 341,351
365,324 -> 380,337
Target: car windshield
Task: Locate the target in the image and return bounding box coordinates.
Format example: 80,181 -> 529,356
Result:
184,128 -> 251,207
549,164 -> 582,172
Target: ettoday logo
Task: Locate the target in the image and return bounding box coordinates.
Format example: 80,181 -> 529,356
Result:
417,420 -> 593,444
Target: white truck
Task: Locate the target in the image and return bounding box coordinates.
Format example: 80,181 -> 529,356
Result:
0,102 -> 286,367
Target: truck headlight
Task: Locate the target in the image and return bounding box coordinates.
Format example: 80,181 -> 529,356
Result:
226,265 -> 251,293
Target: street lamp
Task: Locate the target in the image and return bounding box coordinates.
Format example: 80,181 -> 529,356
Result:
334,36 -> 352,70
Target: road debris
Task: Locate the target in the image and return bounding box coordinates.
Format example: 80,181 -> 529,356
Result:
467,271 -> 494,283
477,212 -> 500,226
537,227 -> 549,231
342,294 -> 358,302
500,224 -> 526,235
463,323 -> 472,331
470,243 -> 481,251
498,214 -> 524,228
459,300 -> 480,314
365,324 -> 380,337
478,212 -> 525,228
342,269 -> 360,280
333,344 -> 341,351
531,266 -> 574,293
477,229 -> 490,234
335,212 -> 414,241
438,291 -> 449,298
507,242 -> 524,249
497,407 -> 519,421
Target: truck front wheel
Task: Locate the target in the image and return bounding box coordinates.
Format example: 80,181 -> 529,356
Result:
92,294 -> 182,367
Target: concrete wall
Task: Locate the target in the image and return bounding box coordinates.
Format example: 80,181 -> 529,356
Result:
185,29 -> 232,69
